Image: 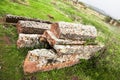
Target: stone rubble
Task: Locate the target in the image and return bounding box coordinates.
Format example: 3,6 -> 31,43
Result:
53,44 -> 104,58
17,20 -> 51,34
3,14 -> 52,24
5,16 -> 104,74
42,30 -> 87,46
50,22 -> 97,40
22,21 -> 104,74
17,33 -> 41,48
23,49 -> 80,74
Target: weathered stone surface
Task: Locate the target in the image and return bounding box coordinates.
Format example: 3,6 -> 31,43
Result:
54,44 -> 104,58
3,14 -> 52,24
17,33 -> 41,48
51,22 -> 97,40
17,21 -> 51,34
23,44 -> 104,74
42,30 -> 87,46
18,21 -> 104,74
23,49 -> 80,74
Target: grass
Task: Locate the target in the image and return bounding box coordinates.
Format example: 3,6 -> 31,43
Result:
0,0 -> 120,80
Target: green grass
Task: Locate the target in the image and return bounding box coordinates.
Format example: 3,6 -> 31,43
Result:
0,0 -> 120,80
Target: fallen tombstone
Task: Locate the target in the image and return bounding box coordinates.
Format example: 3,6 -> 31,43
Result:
17,21 -> 51,34
3,14 -> 52,24
17,33 -> 53,48
17,33 -> 41,48
42,30 -> 97,46
51,22 -> 97,40
23,49 -> 80,74
53,44 -> 104,56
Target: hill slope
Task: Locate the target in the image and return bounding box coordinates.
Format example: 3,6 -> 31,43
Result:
0,0 -> 120,80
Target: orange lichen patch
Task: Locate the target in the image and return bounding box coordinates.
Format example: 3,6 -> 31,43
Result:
23,61 -> 38,74
51,23 -> 60,38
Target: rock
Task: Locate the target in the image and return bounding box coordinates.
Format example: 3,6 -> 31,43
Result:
53,44 -> 104,59
20,21 -> 104,74
42,30 -> 88,46
50,22 -> 97,40
3,14 -> 52,24
23,49 -> 80,74
17,21 -> 51,34
17,34 -> 41,48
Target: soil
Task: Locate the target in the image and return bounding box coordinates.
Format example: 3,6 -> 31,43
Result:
0,36 -> 12,45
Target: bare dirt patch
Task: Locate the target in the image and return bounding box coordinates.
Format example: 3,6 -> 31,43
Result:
0,36 -> 12,45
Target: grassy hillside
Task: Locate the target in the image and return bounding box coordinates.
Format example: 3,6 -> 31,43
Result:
0,0 -> 120,80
